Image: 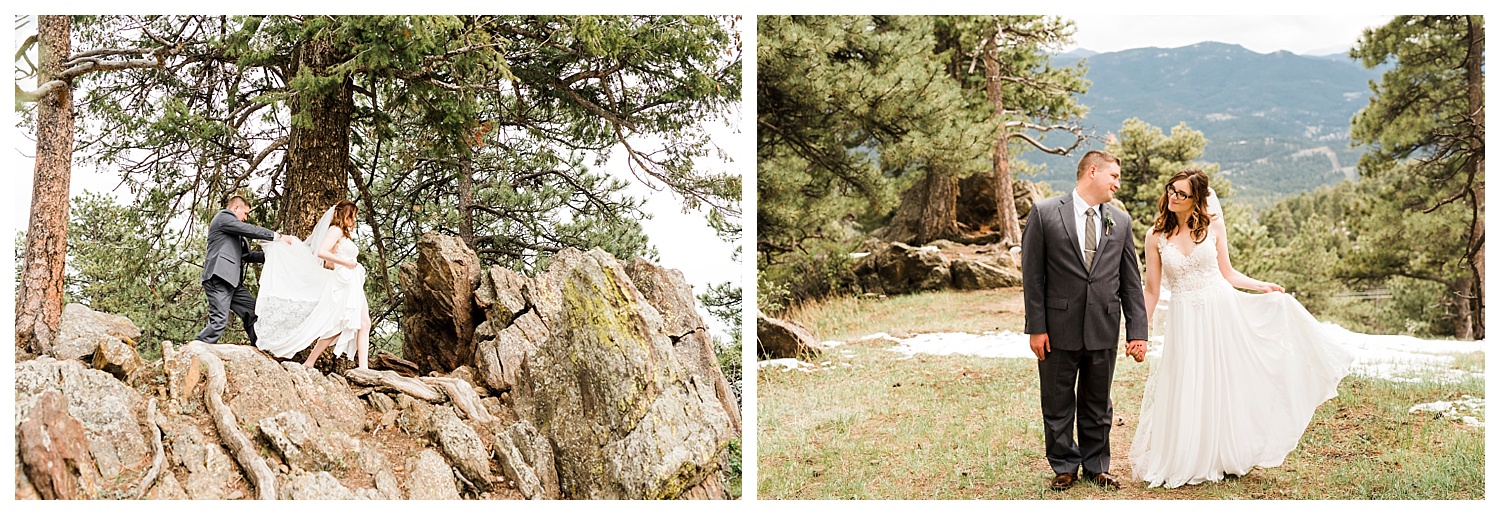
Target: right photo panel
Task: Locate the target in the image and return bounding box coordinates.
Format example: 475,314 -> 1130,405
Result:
755,14 -> 1484,500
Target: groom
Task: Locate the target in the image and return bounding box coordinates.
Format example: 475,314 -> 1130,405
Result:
1021,150 -> 1149,491
194,194 -> 290,345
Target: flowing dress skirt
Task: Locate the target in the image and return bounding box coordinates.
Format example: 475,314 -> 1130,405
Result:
1129,281 -> 1355,488
255,238 -> 367,360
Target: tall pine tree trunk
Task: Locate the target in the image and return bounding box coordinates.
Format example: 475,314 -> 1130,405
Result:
16,15 -> 74,357
983,42 -> 1023,248
280,34 -> 353,238
883,171 -> 959,245
1464,14 -> 1484,339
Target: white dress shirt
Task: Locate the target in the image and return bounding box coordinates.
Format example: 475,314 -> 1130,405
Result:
1071,189 -> 1104,262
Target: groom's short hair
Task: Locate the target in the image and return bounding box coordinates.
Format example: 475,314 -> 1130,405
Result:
225,195 -> 250,210
1077,150 -> 1121,179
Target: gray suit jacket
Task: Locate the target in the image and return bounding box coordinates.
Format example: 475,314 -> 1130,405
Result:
200,209 -> 276,287
1021,191 -> 1148,351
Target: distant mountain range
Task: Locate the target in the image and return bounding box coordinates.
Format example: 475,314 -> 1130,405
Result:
1024,42 -> 1382,209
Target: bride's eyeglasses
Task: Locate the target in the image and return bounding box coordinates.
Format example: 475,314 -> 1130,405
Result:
1166,187 -> 1193,201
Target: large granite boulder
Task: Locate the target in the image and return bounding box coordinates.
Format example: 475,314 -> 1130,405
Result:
512,248 -> 734,499
756,315 -> 828,359
474,309 -> 549,394
951,259 -> 1022,290
399,231 -> 482,374
428,406 -> 495,490
52,303 -> 142,362
852,241 -> 952,295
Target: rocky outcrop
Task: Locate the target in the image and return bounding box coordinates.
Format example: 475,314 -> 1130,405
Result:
624,257 -> 742,432
281,471 -> 385,500
852,241 -> 951,295
16,238 -> 740,501
400,232 -> 482,373
429,406 -> 495,490
160,414 -> 238,499
1013,178 -> 1049,226
512,248 -> 734,499
756,315 -> 827,359
851,239 -> 1023,295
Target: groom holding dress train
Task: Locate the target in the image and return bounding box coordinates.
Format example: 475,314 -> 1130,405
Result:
194,194 -> 290,344
1021,150 -> 1149,491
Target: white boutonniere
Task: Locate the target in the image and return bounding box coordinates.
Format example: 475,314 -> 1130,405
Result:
1102,209 -> 1115,237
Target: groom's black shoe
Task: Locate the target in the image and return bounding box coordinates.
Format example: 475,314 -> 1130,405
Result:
1084,472 -> 1122,490
1049,472 -> 1077,491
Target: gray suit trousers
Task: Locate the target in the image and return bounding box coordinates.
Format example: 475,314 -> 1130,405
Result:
195,276 -> 259,344
1039,345 -> 1116,476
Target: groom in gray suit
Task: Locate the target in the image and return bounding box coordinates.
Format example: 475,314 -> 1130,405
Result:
194,195 -> 290,344
1022,150 -> 1148,491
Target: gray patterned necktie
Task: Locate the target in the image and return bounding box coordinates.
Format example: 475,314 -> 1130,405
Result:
1084,207 -> 1098,271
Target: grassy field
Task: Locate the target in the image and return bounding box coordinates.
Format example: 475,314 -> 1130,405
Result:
758,287 -> 1485,499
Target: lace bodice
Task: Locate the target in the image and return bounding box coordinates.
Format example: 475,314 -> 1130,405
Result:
334,237 -> 359,262
1159,230 -> 1226,297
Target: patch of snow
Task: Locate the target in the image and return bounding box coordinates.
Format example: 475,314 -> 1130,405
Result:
1410,396 -> 1485,428
872,322 -> 1483,386
886,331 -> 1035,359
857,332 -> 902,344
848,252 -> 871,259
1322,323 -> 1485,383
759,358 -> 818,372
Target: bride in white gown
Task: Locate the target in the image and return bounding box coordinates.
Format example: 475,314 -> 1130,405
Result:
255,199 -> 371,369
1129,169 -> 1355,488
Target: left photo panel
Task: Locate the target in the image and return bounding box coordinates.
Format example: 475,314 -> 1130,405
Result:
11,14 -> 744,500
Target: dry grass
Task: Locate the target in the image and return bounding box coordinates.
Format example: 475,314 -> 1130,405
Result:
758,289 -> 1485,500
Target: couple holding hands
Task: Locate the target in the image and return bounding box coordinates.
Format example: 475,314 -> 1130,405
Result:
1023,150 -> 1355,490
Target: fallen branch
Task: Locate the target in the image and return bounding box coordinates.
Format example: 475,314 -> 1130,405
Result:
183,342 -> 277,500
422,377 -> 496,424
134,398 -> 165,499
345,368 -> 446,403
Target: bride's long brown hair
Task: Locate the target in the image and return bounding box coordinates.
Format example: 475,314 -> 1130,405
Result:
331,199 -> 357,236
1151,169 -> 1212,244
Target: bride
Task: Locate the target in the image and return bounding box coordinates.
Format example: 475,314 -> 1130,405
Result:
1128,169 -> 1355,488
255,199 -> 371,369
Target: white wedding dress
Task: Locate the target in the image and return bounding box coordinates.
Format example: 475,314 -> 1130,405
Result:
255,218 -> 368,361
1128,230 -> 1356,488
